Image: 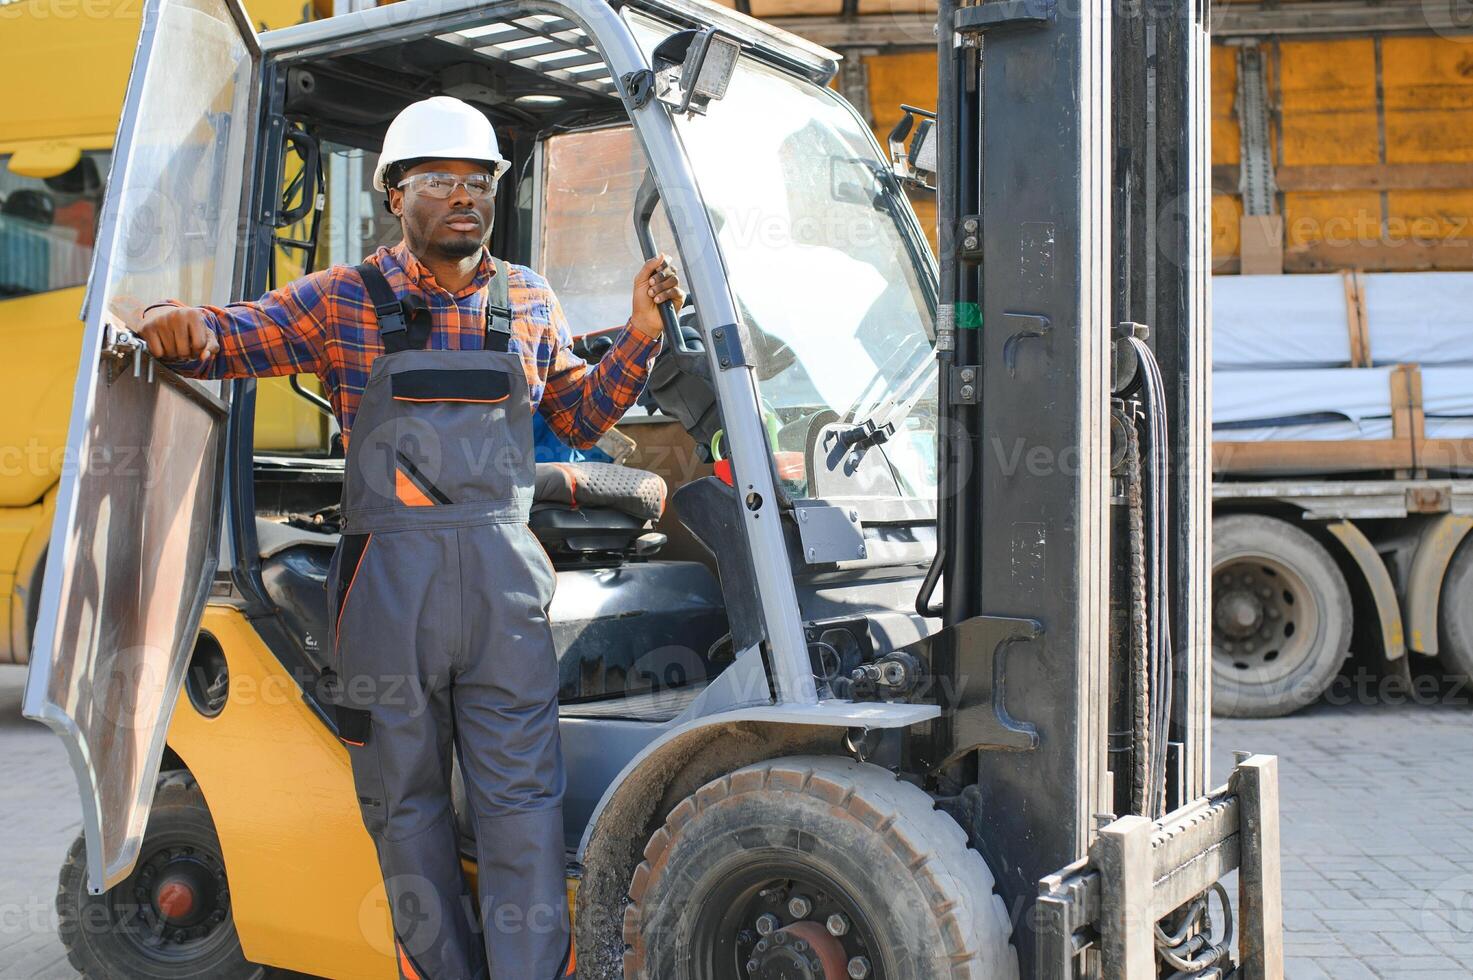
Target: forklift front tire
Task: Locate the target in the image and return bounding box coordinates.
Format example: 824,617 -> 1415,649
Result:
622,754 -> 1018,980
56,770 -> 263,980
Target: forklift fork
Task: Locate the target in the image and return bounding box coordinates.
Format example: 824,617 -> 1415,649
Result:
1037,755 -> 1284,979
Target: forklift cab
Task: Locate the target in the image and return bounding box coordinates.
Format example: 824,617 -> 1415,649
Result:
26,0 -> 1283,975
26,0 -> 962,975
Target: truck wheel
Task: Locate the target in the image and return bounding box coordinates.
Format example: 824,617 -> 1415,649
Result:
623,755 -> 1017,980
12,545 -> 45,666
1212,514 -> 1353,718
56,770 -> 262,980
1438,537 -> 1473,680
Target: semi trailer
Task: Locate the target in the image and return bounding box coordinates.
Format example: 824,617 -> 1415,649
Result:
1211,270 -> 1473,716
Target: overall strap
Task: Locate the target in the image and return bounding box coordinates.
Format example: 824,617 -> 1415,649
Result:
484,256 -> 513,354
356,262 -> 425,355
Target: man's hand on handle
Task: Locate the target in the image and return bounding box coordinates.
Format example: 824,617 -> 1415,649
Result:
630,254 -> 685,340
136,305 -> 219,363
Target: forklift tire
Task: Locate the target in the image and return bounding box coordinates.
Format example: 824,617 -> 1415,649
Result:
1212,514 -> 1353,718
56,770 -> 263,980
622,755 -> 1018,980
1438,537 -> 1473,681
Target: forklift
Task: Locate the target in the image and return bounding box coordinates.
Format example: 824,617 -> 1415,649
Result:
25,0 -> 1283,975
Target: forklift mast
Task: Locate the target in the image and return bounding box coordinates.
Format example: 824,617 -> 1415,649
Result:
924,0 -> 1281,975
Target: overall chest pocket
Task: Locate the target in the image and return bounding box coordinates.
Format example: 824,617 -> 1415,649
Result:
391,368 -> 509,404
375,363 -> 532,512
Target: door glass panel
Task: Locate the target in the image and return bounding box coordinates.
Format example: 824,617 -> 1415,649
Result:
628,13 -> 939,505
23,0 -> 256,894
86,0 -> 257,325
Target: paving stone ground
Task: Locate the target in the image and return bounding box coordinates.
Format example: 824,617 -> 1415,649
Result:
2,662 -> 1471,978
0,666 -> 83,980
1212,678 -> 1473,980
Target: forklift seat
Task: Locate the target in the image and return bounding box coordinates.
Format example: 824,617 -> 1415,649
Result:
251,458 -> 667,559
529,461 -> 667,560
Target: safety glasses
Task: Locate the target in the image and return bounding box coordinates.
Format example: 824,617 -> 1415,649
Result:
396,172 -> 498,199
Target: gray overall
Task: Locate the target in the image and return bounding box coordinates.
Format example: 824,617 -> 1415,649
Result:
324,257 -> 571,979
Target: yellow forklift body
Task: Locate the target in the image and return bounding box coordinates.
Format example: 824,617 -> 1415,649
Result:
167,606 -> 395,978
167,606 -> 579,977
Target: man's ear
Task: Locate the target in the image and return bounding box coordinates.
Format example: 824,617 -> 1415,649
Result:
385,187 -> 404,217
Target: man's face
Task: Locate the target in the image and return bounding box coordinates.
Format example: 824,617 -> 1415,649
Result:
387,159 -> 495,261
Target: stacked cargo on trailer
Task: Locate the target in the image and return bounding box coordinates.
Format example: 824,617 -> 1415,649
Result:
1211,270 -> 1473,716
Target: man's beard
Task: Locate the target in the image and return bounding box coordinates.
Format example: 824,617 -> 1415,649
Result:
439,228 -> 489,259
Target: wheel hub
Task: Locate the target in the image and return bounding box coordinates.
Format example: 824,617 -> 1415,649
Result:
1215,588 -> 1263,638
745,921 -> 848,979
706,873 -> 881,980
154,878 -> 197,922
121,844 -> 231,950
1212,556 -> 1314,684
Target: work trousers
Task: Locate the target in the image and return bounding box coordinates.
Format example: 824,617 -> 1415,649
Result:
328,521 -> 570,979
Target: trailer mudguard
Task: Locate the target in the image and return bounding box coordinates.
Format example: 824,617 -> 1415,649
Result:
1406,514 -> 1473,656
1326,519 -> 1407,661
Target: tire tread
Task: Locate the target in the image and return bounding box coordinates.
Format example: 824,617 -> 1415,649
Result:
622,755 -> 1017,980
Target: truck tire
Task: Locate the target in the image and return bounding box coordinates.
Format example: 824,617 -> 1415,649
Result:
623,754 -> 1018,980
1212,514 -> 1353,717
1439,537 -> 1473,680
20,547 -> 45,666
56,770 -> 263,980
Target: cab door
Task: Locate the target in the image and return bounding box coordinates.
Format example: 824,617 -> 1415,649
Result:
22,0 -> 260,894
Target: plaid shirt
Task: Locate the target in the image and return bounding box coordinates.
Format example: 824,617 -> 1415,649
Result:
157,241 -> 660,450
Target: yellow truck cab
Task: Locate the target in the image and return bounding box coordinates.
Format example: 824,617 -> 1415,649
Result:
0,0 -> 313,668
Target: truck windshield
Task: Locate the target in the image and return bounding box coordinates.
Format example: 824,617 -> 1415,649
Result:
630,15 -> 939,504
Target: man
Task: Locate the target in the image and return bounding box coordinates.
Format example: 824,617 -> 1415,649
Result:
137,95 -> 683,979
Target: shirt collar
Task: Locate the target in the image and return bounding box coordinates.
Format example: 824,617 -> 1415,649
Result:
389,240 -> 495,300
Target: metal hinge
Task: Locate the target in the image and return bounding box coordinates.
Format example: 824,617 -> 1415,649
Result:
101,324 -> 153,386
621,69 -> 657,111
710,322 -> 749,369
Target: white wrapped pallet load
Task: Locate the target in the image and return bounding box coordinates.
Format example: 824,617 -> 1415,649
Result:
1210,419 -> 1397,443
1363,273 -> 1473,366
1212,367 -> 1394,428
1212,274 -> 1473,465
1422,367 -> 1473,417
1212,274 -> 1352,370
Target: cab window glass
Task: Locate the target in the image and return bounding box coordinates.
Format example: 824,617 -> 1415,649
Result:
0,151 -> 110,298
314,142 -> 402,271
539,126 -> 675,335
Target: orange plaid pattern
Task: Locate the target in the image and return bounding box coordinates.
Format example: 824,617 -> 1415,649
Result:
156,241 -> 660,450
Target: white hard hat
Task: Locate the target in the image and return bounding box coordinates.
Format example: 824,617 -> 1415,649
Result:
373,96 -> 510,192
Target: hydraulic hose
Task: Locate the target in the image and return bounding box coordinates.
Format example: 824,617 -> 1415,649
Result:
1127,335 -> 1173,818
1124,417 -> 1151,815
1155,882 -> 1234,977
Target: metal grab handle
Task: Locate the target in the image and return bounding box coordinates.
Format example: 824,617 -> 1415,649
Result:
633,169 -> 685,351
289,374 -> 333,416
277,126 -> 321,228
